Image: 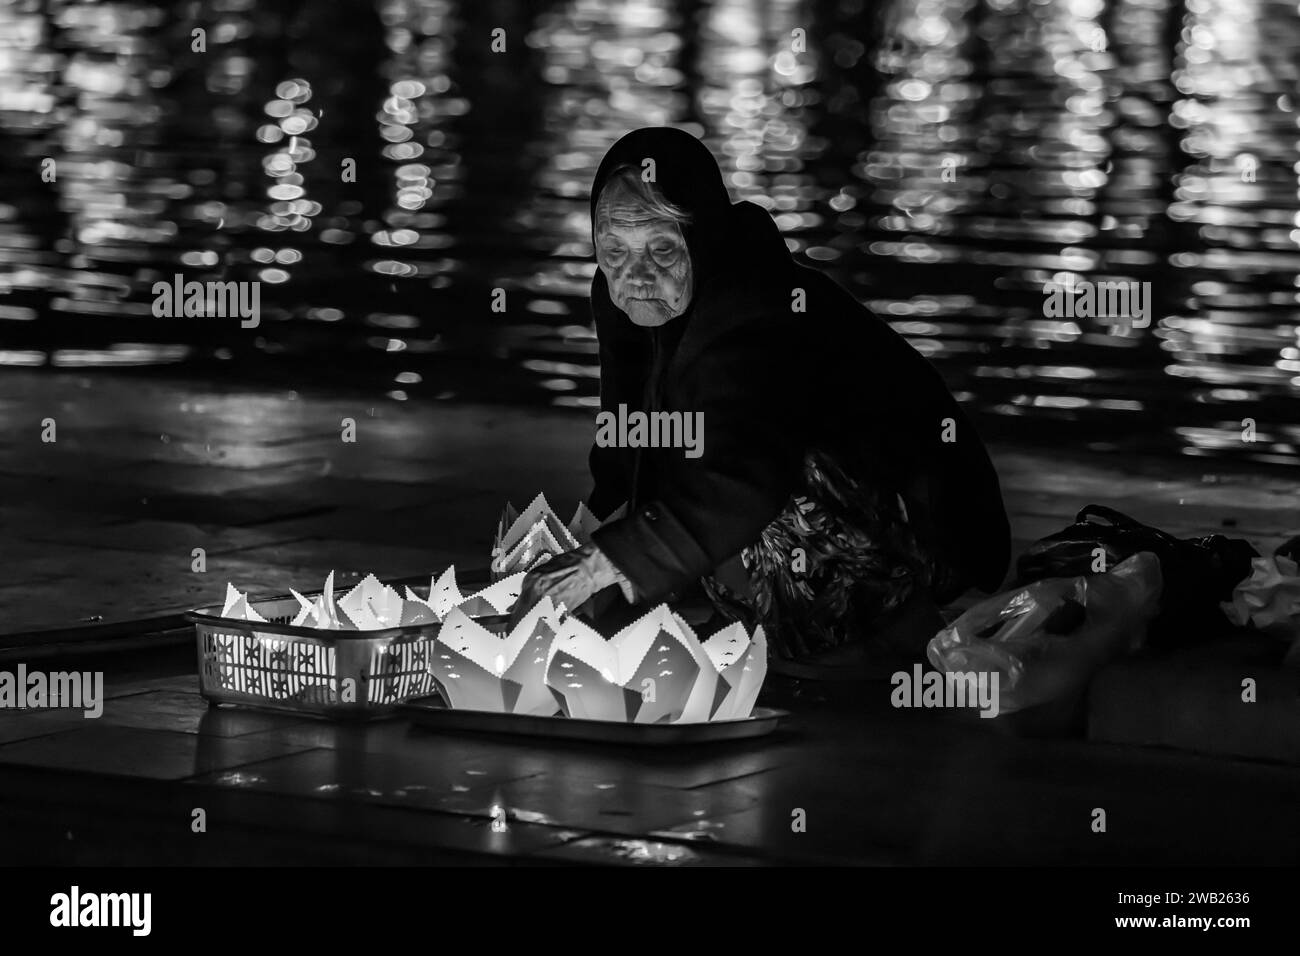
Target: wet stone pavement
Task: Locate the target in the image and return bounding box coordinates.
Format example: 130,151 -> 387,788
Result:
0,369 -> 1298,864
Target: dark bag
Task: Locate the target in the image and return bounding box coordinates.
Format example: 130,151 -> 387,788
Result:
1015,505 -> 1258,648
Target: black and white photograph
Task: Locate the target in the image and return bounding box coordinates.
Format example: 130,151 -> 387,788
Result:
0,0 -> 1294,931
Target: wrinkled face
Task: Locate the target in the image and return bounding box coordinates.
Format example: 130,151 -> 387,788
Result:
594,185 -> 693,327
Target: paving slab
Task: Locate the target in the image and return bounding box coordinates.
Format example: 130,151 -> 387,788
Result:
0,711 -> 91,746
0,556 -> 353,632
1089,638 -> 1300,765
12,517 -> 304,556
210,537 -> 457,582
0,764 -> 591,865
92,689 -> 314,737
0,659 -> 1295,864
528,834 -> 765,865
0,724 -> 319,781
685,701 -> 1300,865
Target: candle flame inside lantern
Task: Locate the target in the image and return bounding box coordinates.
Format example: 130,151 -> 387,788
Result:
494,653 -> 505,676
490,801 -> 508,833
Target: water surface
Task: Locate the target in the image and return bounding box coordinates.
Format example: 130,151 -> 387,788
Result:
1,0 -> 1297,466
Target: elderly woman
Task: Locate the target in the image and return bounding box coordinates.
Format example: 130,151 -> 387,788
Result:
510,127 -> 1010,664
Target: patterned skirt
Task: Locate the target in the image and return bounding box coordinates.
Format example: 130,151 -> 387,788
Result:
700,448 -> 965,661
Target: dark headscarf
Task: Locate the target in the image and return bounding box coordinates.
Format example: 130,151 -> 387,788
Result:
587,127 -> 793,362
588,127 -> 736,283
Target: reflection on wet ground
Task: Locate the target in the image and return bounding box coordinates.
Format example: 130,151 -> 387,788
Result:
0,0 -> 1297,465
3,661 -> 1300,864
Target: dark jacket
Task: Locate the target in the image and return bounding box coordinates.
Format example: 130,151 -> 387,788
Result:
587,128 -> 1010,604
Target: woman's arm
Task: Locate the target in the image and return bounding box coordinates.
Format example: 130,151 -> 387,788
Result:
590,317 -> 811,603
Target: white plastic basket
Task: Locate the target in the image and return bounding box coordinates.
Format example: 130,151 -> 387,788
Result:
187,593 -> 508,719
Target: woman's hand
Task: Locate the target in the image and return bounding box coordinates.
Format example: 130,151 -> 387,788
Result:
506,543 -> 625,631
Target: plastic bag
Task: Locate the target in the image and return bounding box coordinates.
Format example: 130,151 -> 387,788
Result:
1221,554 -> 1300,639
927,552 -> 1163,715
1015,504 -> 1255,649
